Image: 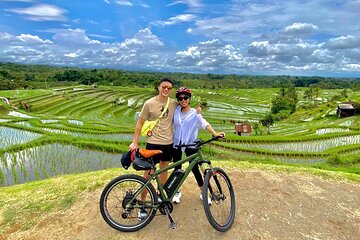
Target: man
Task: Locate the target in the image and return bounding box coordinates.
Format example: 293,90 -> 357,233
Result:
129,78 -> 177,219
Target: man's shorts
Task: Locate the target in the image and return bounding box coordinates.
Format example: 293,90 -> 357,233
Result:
146,143 -> 173,163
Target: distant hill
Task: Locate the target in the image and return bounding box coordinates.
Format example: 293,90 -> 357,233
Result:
1,62 -> 359,90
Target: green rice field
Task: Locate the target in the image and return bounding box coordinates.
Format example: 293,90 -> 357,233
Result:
1,85 -> 359,186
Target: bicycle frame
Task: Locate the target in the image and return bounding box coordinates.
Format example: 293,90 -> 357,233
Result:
156,149 -> 209,201
126,148 -> 211,210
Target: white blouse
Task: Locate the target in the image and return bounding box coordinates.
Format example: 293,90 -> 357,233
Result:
173,106 -> 209,150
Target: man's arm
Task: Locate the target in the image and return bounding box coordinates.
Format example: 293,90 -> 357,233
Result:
129,117 -> 145,151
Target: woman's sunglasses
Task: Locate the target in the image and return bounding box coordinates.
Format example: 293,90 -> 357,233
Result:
177,96 -> 189,101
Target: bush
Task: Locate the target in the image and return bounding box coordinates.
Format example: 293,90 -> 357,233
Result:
0,104 -> 9,114
326,154 -> 343,165
274,110 -> 291,120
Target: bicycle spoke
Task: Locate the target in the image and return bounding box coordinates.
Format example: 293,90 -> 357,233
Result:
100,174 -> 157,232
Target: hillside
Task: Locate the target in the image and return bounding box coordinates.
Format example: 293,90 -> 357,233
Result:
1,86 -> 360,188
1,62 -> 360,90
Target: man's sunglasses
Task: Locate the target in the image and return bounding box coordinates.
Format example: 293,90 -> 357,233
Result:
161,86 -> 173,90
177,96 -> 189,101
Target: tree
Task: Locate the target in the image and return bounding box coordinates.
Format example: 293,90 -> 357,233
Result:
271,86 -> 298,114
259,112 -> 274,134
303,88 -> 312,99
304,86 -> 321,99
340,89 -> 348,98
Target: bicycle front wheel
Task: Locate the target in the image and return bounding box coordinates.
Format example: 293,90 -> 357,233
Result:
99,174 -> 157,232
202,168 -> 235,232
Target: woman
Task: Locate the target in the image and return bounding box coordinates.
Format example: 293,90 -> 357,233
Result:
172,87 -> 224,204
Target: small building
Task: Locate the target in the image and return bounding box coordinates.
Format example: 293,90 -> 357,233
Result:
337,104 -> 355,118
235,123 -> 252,136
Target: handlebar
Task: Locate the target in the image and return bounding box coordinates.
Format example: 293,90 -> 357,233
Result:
174,135 -> 224,149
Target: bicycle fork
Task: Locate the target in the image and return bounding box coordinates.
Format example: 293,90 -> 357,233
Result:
202,165 -> 224,201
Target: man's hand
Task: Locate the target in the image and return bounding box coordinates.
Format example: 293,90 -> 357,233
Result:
129,142 -> 138,151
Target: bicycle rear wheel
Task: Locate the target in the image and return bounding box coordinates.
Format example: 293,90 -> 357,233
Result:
202,168 -> 235,232
99,174 -> 157,232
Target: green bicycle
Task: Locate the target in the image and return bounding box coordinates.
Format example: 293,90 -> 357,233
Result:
99,136 -> 235,232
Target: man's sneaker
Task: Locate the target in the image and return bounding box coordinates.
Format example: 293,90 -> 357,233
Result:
157,194 -> 162,203
200,193 -> 212,205
138,208 -> 147,221
172,191 -> 182,204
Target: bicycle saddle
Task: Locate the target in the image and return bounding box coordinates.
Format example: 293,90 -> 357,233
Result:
139,148 -> 163,158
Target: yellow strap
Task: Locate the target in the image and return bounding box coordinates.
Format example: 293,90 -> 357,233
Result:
158,97 -> 170,119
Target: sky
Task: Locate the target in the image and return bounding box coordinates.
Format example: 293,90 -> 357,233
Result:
1,0 -> 360,77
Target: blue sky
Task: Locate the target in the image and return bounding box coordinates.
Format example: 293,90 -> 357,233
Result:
1,0 -> 360,77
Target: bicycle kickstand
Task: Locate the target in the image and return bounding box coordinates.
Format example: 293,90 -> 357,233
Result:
164,206 -> 176,229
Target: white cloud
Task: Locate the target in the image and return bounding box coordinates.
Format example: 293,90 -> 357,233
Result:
168,0 -> 203,8
119,28 -> 163,49
115,0 -> 133,6
172,39 -> 245,71
0,32 -> 13,41
323,35 -> 360,50
5,4 -> 67,21
248,40 -> 317,65
310,49 -> 336,63
281,23 -> 319,37
64,53 -> 79,58
17,34 -> 53,44
52,29 -> 101,46
346,63 -> 360,71
154,14 -> 196,26
248,41 -> 270,56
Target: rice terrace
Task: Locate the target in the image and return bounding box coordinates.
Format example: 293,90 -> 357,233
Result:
0,65 -> 360,239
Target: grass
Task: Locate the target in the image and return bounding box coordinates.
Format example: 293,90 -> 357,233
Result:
0,169 -> 125,232
1,159 -> 359,235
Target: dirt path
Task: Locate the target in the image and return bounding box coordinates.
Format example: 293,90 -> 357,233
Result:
5,169 -> 360,240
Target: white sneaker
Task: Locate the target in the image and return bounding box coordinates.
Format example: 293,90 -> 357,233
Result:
138,208 -> 147,221
172,191 -> 182,204
200,193 -> 212,205
157,194 -> 162,203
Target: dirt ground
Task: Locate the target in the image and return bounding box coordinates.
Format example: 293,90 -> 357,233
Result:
3,169 -> 360,240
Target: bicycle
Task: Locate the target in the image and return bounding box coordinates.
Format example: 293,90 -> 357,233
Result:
99,136 -> 235,232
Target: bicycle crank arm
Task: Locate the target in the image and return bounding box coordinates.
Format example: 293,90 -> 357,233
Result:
164,206 -> 177,229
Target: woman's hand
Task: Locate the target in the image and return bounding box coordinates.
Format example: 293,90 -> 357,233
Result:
196,104 -> 202,114
214,132 -> 225,139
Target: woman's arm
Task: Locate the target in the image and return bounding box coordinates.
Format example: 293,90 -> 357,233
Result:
205,124 -> 225,137
196,111 -> 225,137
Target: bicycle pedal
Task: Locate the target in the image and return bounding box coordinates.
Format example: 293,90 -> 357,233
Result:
169,222 -> 177,229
